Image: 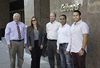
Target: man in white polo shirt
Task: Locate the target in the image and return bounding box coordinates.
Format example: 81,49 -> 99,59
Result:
46,12 -> 61,68
70,10 -> 89,68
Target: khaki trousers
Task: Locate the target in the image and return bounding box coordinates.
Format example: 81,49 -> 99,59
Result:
9,40 -> 24,68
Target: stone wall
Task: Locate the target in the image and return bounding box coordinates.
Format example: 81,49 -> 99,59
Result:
24,0 -> 50,30
24,0 -> 35,26
86,0 -> 100,68
50,0 -> 100,68
0,0 -> 9,28
34,0 -> 50,30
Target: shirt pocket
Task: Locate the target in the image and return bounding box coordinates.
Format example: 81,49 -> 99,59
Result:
20,26 -> 24,32
11,27 -> 16,32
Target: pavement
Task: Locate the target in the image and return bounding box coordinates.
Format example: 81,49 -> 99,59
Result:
0,38 -> 50,68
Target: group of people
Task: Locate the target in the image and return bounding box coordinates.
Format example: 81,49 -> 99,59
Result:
5,10 -> 89,68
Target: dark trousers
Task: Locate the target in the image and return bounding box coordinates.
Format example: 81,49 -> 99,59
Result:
71,51 -> 86,68
30,40 -> 41,68
47,40 -> 61,68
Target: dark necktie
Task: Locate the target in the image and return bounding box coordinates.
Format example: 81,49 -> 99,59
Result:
16,23 -> 21,40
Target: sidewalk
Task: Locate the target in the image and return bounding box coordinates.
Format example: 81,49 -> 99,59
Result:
0,38 -> 50,68
0,41 -> 30,68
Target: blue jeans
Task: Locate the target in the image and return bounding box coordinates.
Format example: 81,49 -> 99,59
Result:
59,43 -> 73,68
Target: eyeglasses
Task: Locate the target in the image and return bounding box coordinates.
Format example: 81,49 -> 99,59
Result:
32,19 -> 36,21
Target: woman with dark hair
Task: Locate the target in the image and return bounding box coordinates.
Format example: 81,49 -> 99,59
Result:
27,16 -> 44,68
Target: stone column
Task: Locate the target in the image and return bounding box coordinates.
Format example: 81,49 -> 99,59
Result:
24,0 -> 50,31
34,0 -> 50,30
0,0 -> 9,39
24,0 -> 35,26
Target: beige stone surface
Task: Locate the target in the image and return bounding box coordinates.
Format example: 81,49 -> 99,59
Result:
87,0 -> 100,13
24,0 -> 35,26
50,0 -> 100,68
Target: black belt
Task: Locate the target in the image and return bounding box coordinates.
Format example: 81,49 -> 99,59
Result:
60,43 -> 68,46
11,39 -> 24,42
48,39 -> 57,41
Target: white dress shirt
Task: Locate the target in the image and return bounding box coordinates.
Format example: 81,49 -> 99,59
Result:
46,20 -> 61,40
57,23 -> 71,51
70,20 -> 89,53
5,21 -> 27,45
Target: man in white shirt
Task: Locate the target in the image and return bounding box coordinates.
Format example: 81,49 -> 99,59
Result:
57,14 -> 73,68
70,10 -> 89,68
46,12 -> 61,68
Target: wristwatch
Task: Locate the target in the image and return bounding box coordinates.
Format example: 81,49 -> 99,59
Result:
81,48 -> 85,51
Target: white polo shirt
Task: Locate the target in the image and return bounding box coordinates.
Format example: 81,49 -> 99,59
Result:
46,20 -> 61,40
70,20 -> 89,53
57,23 -> 71,51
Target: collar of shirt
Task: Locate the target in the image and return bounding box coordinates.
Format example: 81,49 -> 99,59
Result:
73,19 -> 82,25
60,23 -> 68,28
13,21 -> 21,25
50,20 -> 57,24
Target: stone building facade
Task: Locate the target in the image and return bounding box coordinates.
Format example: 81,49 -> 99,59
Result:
50,0 -> 100,68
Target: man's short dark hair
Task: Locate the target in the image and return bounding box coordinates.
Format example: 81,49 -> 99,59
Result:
73,10 -> 81,16
60,14 -> 67,19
